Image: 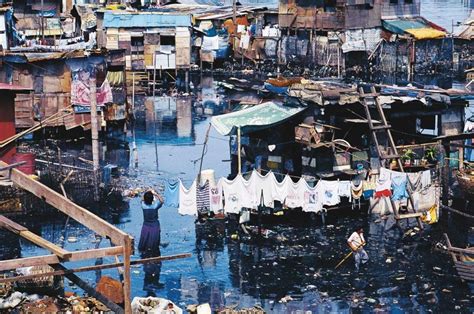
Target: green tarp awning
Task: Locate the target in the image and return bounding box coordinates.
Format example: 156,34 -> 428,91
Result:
211,102 -> 307,135
382,18 -> 427,35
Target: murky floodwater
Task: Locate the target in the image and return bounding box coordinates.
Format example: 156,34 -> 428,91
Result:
421,0 -> 473,30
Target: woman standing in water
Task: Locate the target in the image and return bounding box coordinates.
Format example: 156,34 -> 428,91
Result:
139,189 -> 164,255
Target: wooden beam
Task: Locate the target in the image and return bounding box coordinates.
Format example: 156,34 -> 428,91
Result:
0,215 -> 71,259
396,212 -> 423,219
0,246 -> 124,271
0,253 -> 192,283
0,161 -> 130,246
122,236 -> 132,314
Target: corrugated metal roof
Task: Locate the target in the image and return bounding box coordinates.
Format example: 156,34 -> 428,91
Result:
103,11 -> 191,28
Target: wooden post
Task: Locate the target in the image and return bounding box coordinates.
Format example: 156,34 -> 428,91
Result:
185,70 -> 189,94
237,127 -> 242,175
233,0 -> 236,25
122,236 -> 132,314
442,141 -> 450,207
89,68 -> 100,202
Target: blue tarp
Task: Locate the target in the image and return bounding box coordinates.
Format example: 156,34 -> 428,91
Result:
104,12 -> 191,28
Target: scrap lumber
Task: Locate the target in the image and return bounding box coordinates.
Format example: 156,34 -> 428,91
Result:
0,161 -> 130,246
0,215 -> 71,259
0,247 -> 123,271
0,253 -> 192,283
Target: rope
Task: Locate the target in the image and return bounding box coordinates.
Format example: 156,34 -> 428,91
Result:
440,204 -> 474,219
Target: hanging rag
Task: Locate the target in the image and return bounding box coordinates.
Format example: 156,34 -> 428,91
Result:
351,180 -> 363,200
209,179 -> 223,214
178,180 -> 197,216
164,179 -> 180,208
391,172 -> 408,201
221,175 -> 245,214
320,180 -> 341,206
338,180 -> 352,201
351,180 -> 363,210
375,168 -> 392,198
362,179 -> 376,200
421,170 -> 431,188
196,180 -> 211,213
301,180 -> 322,213
407,172 -> 422,192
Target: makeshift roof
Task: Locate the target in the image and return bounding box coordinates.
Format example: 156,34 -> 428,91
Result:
103,11 -> 192,28
382,17 -> 446,40
454,10 -> 474,40
211,102 -> 307,135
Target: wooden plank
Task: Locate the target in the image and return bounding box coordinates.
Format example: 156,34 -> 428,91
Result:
20,231 -> 71,259
0,253 -> 191,283
122,236 -> 132,314
396,212 -> 423,219
0,246 -> 124,271
0,215 -> 71,259
0,161 -> 130,246
0,215 -> 27,232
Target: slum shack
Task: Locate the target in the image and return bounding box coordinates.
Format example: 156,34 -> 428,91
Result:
0,50 -> 127,135
96,6 -> 193,92
453,10 -> 474,80
12,0 -> 76,47
207,81 -> 471,223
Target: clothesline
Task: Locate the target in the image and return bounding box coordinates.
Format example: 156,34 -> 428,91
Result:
168,166 -> 436,219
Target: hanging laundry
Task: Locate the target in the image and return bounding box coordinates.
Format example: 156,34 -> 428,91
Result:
254,171 -> 274,208
285,178 -> 305,209
362,179 -> 375,200
421,170 -> 431,188
407,172 -> 422,192
375,168 -> 392,198
164,179 -> 179,208
209,179 -> 223,214
239,209 -> 251,224
351,180 -> 363,200
351,180 -> 363,210
301,180 -> 322,213
391,172 -> 408,201
241,172 -> 259,209
196,180 -> 211,213
178,180 -> 197,216
412,185 -> 438,212
320,180 -> 340,206
271,173 -> 291,203
221,175 -> 245,214
338,181 -> 352,201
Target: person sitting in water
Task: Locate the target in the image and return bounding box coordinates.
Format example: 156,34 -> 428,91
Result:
139,189 -> 164,255
347,226 -> 368,271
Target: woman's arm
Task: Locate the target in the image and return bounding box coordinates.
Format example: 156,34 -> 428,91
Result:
150,189 -> 164,204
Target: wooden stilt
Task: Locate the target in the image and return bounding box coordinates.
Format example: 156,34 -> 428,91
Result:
122,236 -> 132,314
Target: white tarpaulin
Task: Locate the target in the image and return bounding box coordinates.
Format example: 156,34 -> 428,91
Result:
341,28 -> 382,53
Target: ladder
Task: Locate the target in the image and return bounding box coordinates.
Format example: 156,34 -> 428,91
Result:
359,86 -> 423,229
